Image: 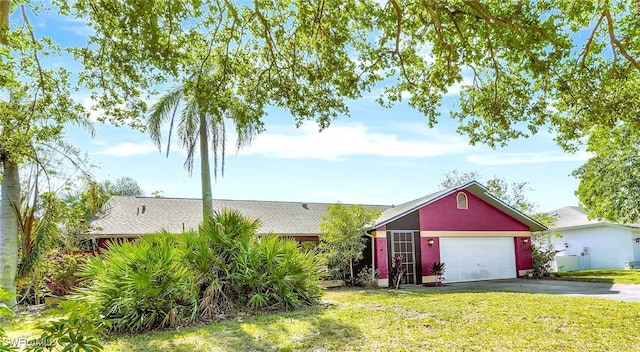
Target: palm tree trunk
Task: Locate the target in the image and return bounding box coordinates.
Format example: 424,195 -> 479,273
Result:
199,114 -> 213,223
0,157 -> 20,307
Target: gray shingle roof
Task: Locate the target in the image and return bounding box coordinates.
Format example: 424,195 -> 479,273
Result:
88,181 -> 547,237
88,197 -> 390,237
546,206 -> 640,229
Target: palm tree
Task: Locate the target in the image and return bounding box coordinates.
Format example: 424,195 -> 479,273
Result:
148,73 -> 261,222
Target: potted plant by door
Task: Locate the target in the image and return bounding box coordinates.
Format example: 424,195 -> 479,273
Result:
430,261 -> 446,286
389,255 -> 407,289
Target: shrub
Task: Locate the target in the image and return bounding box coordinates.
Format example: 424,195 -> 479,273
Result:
238,235 -> 325,309
17,251 -> 89,305
430,261 -> 446,286
43,252 -> 88,297
355,266 -> 378,288
319,204 -> 381,281
80,233 -> 197,332
0,289 -> 17,352
25,300 -> 109,352
531,242 -> 557,278
189,211 -> 325,313
78,209 -> 325,333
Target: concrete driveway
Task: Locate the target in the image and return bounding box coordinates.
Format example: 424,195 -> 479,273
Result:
438,279 -> 640,302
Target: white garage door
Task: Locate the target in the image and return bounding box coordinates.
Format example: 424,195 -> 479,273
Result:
440,237 -> 516,283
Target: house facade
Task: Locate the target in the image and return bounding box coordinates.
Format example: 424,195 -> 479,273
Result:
371,181 -> 546,286
546,206 -> 640,271
86,181 -> 546,285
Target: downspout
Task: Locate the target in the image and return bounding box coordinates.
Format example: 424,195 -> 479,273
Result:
364,232 -> 375,282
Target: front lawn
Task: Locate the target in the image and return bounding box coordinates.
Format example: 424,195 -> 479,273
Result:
557,269 -> 640,284
8,288 -> 640,351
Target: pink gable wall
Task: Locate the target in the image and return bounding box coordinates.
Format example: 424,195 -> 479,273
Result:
419,191 -> 530,231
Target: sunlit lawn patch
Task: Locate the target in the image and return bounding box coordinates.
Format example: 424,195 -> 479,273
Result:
557,269 -> 640,285
7,288 -> 640,351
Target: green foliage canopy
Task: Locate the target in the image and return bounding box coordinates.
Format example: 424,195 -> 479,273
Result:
573,124 -> 640,223
56,1 -> 640,223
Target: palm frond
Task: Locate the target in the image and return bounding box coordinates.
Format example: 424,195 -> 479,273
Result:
148,86 -> 184,152
209,114 -> 226,180
178,98 -> 200,175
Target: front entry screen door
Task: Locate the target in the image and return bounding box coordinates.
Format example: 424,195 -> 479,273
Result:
391,231 -> 416,284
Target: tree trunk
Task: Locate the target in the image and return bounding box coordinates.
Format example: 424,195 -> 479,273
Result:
0,157 -> 20,307
199,114 -> 213,223
349,258 -> 354,282
0,0 -> 9,45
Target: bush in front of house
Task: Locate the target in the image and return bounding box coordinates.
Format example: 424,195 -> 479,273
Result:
184,210 -> 324,315
43,251 -> 89,297
355,266 -> 379,288
80,233 -> 197,332
17,251 -> 90,305
25,300 -> 109,352
238,234 -> 324,309
79,209 -> 325,333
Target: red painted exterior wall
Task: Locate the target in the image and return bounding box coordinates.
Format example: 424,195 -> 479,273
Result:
515,237 -> 533,272
375,237 -> 388,279
420,237 -> 440,277
419,192 -> 530,231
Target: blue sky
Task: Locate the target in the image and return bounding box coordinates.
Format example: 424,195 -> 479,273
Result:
40,7 -> 588,212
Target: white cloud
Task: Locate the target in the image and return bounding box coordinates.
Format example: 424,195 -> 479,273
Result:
82,97 -> 104,122
237,122 -> 475,160
446,69 -> 474,96
94,143 -> 158,157
467,151 -> 593,165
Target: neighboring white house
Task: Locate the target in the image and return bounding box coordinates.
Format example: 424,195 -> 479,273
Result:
546,206 -> 640,271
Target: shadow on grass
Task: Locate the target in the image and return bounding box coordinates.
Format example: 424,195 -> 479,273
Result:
104,305 -> 364,352
348,280 -> 635,301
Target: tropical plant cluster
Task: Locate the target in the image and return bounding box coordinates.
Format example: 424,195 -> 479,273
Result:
24,300 -> 109,352
0,289 -> 17,352
18,251 -> 88,305
78,210 -> 325,333
389,255 -> 408,289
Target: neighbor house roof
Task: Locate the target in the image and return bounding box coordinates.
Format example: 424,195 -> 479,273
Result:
375,181 -> 548,232
88,196 -> 390,237
546,206 -> 640,230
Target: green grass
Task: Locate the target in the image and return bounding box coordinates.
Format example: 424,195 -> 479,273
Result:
8,288 -> 640,351
557,269 -> 640,284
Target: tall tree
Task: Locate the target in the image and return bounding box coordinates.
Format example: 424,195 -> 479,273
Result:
71,1 -> 374,222
0,2 -> 89,307
148,76 -> 260,221
319,204 -> 381,281
573,124 -> 640,223
102,177 -> 144,197
361,1 -> 640,223
65,1 -> 640,223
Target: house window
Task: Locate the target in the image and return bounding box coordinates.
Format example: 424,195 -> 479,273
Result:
456,192 -> 468,209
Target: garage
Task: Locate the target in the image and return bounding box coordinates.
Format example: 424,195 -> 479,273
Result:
439,237 -> 516,282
